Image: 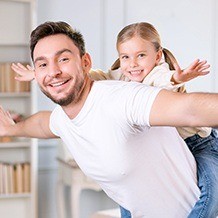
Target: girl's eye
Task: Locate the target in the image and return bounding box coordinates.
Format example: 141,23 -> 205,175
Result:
121,55 -> 129,60
138,53 -> 146,58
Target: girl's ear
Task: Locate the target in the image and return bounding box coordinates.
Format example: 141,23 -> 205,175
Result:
155,49 -> 163,65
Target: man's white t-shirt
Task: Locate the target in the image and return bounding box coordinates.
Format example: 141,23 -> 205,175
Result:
50,80 -> 200,217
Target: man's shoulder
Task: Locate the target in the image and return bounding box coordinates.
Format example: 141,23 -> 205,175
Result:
92,80 -> 131,90
94,80 -> 127,85
92,80 -> 159,96
93,80 -> 150,88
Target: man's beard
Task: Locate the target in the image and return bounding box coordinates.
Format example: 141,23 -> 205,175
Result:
40,76 -> 84,106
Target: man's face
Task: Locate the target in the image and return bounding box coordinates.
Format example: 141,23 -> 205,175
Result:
33,34 -> 90,106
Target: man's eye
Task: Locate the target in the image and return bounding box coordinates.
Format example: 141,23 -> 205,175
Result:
38,63 -> 47,68
59,58 -> 69,62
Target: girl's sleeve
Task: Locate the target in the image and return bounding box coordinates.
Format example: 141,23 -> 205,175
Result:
143,64 -> 185,92
89,69 -> 111,81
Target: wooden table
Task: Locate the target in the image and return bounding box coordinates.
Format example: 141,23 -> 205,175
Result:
56,158 -> 102,218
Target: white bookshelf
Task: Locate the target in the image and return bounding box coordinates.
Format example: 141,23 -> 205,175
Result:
0,0 -> 38,218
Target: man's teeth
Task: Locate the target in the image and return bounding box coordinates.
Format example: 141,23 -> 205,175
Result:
51,81 -> 66,87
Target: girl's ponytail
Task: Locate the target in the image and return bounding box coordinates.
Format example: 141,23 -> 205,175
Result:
111,58 -> 120,70
162,48 -> 178,70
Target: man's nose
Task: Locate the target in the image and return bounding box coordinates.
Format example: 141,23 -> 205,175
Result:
48,63 -> 61,78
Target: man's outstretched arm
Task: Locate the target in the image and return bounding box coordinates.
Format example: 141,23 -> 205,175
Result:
149,89 -> 218,128
0,107 -> 57,139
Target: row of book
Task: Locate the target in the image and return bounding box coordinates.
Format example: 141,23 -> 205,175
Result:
0,162 -> 30,195
0,62 -> 31,93
0,136 -> 13,143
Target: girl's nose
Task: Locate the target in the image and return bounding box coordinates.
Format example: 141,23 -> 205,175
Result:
130,58 -> 138,67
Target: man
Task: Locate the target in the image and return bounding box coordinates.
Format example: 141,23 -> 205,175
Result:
0,21 -> 218,218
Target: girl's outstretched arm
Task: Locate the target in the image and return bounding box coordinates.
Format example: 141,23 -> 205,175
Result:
171,59 -> 210,84
11,63 -> 35,82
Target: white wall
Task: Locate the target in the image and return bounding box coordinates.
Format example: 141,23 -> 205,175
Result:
123,0 -> 217,92
36,0 -> 218,218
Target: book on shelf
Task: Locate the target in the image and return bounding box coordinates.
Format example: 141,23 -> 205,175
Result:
15,163 -> 23,193
0,161 -> 31,195
7,164 -> 14,194
23,162 -> 30,193
0,62 -> 31,93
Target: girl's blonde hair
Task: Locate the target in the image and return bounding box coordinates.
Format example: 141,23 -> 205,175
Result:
111,22 -> 178,71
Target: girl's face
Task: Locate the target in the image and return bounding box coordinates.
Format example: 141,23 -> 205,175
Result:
118,36 -> 162,82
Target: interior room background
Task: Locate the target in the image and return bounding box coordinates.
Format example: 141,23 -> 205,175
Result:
2,0 -> 218,218
37,1 -> 218,217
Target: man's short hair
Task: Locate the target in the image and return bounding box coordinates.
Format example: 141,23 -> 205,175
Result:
30,21 -> 86,60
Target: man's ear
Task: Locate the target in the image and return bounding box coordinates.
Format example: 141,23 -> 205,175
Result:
155,49 -> 163,65
82,53 -> 92,71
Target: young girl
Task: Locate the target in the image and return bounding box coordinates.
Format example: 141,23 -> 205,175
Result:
12,22 -> 218,218
108,22 -> 218,218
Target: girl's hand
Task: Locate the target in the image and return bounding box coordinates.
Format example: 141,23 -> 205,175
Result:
171,59 -> 210,84
11,63 -> 35,82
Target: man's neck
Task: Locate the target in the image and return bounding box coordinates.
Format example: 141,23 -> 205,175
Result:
62,77 -> 94,119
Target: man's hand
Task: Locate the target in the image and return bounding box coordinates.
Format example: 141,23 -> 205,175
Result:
171,59 -> 210,84
0,106 -> 15,137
